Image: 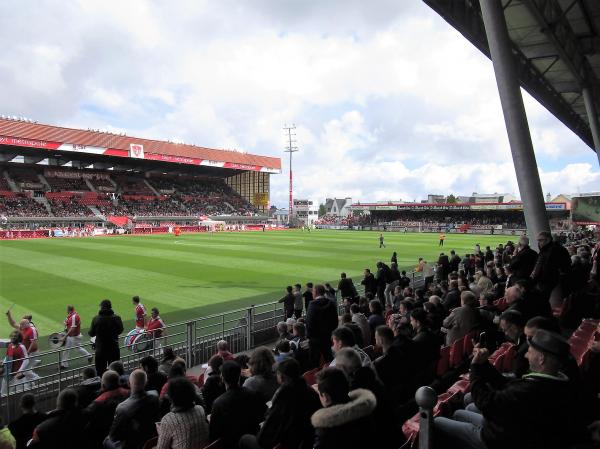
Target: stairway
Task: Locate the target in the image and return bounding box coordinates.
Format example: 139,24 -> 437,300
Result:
33,196 -> 52,215
87,205 -> 104,218
3,171 -> 20,192
143,179 -> 160,196
37,174 -> 52,191
84,178 -> 97,193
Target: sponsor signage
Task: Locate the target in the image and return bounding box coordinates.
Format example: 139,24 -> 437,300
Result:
1,135 -> 280,173
0,135 -> 60,149
375,205 -> 398,210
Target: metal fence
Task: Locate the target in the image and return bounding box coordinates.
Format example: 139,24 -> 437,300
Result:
0,272 -> 424,421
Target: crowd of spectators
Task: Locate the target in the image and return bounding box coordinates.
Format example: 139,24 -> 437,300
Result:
3,228 -> 598,449
44,176 -> 89,192
0,195 -> 50,217
47,198 -> 96,217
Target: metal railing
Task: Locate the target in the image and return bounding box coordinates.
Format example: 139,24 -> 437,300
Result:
0,272 -> 424,421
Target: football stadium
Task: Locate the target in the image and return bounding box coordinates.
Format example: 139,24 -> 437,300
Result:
0,2 -> 599,449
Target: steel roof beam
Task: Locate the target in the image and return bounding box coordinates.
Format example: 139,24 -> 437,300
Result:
423,0 -> 595,149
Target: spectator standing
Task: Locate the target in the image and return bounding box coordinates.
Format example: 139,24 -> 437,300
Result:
88,299 -> 124,376
422,260 -> 434,288
306,285 -> 338,364
303,283 -> 314,312
509,236 -> 538,282
531,231 -> 572,303
337,273 -> 357,302
361,269 -> 377,297
293,284 -> 303,319
8,394 -> 45,449
278,286 -> 296,319
209,361 -> 267,449
157,377 -> 209,449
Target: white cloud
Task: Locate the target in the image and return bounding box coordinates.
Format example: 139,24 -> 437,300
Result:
0,0 -> 597,208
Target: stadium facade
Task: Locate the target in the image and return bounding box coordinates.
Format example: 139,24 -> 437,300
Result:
0,117 -> 281,231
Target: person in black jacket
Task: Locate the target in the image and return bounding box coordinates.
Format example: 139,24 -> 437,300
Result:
240,358 -> 321,449
73,367 -> 101,409
88,299 -> 124,376
29,389 -> 87,449
106,369 -> 160,449
337,273 -> 357,301
209,361 -> 267,449
435,330 -> 587,449
8,394 -> 46,449
361,269 -> 377,297
303,283 -> 314,312
306,285 -> 338,364
410,308 -> 441,385
278,286 -> 296,319
531,231 -> 572,303
311,368 -> 377,449
509,236 -> 538,282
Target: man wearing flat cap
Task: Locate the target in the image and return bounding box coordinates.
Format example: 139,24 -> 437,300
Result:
435,329 -> 587,449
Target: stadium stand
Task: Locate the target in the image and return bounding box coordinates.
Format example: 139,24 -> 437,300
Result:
1,228 -> 598,449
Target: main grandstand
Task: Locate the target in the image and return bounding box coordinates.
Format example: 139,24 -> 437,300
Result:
0,117 -> 280,235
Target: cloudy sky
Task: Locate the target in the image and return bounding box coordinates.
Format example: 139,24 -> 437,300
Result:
1,0 -> 598,207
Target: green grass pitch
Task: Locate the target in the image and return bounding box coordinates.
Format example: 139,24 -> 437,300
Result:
0,230 -> 509,341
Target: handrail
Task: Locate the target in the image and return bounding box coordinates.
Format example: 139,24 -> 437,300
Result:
0,274 -> 423,421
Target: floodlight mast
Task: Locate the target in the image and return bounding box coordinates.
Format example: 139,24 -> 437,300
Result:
283,125 -> 298,226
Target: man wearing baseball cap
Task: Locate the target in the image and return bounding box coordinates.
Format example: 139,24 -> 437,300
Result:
435,329 -> 586,449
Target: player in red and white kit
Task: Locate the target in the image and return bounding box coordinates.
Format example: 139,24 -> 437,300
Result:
60,305 -> 93,368
1,331 -> 37,395
132,296 -> 147,330
146,307 -> 166,349
6,310 -> 40,378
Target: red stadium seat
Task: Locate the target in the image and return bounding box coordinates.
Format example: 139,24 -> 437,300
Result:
142,436 -> 158,449
302,368 -> 320,386
449,338 -> 465,367
436,346 -> 451,376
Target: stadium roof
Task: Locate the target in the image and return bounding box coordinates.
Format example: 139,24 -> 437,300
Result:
0,118 -> 281,173
424,0 -> 600,152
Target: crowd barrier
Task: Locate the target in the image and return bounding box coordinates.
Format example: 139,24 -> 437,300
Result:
0,270 -> 425,422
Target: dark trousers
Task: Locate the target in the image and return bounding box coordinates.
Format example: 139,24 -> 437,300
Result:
95,346 -> 120,376
285,308 -> 294,319
310,339 -> 333,367
294,309 -> 302,319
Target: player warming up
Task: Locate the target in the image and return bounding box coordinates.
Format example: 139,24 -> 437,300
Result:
439,233 -> 446,247
132,296 -> 147,330
379,233 -> 386,248
60,305 -> 93,368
